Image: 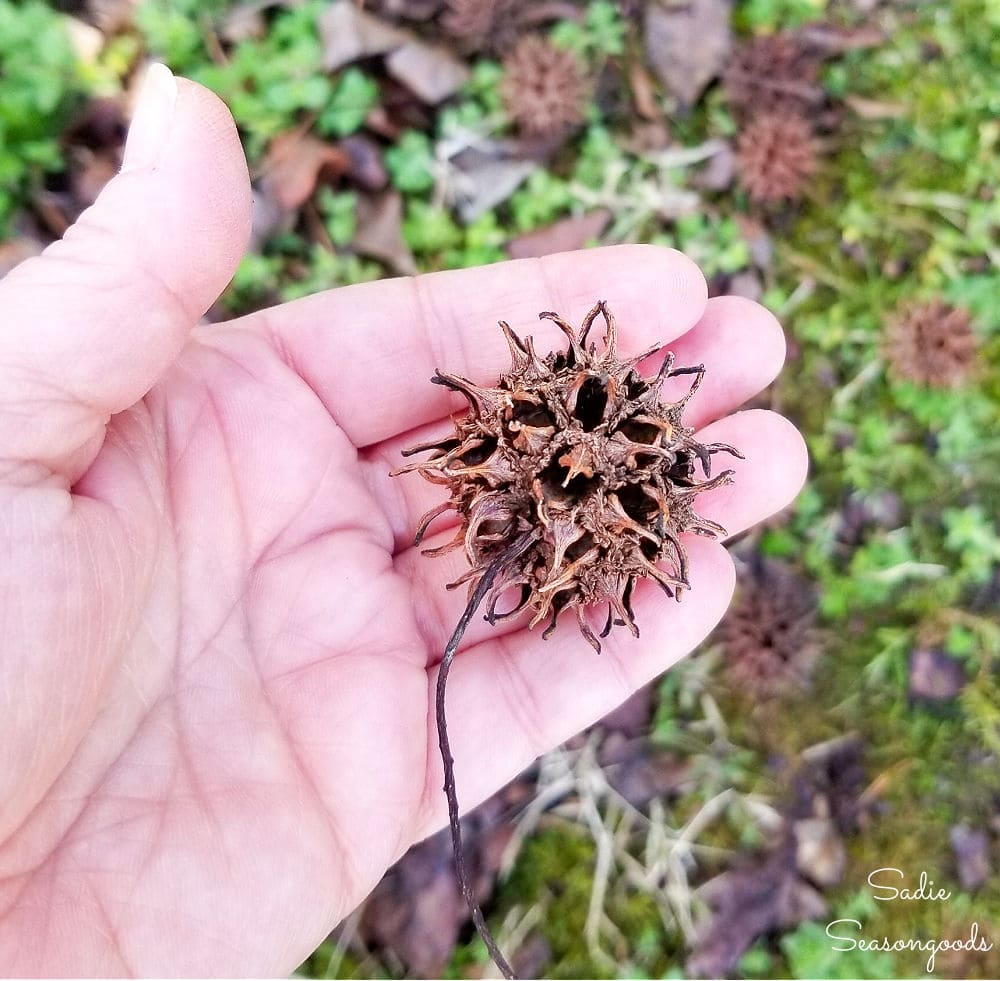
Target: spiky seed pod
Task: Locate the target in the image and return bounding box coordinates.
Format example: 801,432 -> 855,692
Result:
884,299 -> 978,388
720,557 -> 820,696
397,302 -> 743,654
723,33 -> 822,122
736,110 -> 818,204
500,35 -> 588,136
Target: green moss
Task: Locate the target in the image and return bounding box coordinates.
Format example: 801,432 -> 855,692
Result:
487,823 -> 684,979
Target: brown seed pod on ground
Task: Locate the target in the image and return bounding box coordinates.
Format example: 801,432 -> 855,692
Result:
500,35 -> 589,136
719,556 -> 820,696
736,110 -> 818,204
723,32 -> 823,122
884,299 -> 979,388
395,302 -> 743,978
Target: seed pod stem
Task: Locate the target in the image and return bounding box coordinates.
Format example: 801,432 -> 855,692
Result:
437,530 -> 536,981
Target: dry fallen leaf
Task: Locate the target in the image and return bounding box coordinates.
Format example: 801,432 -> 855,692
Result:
507,209 -> 610,260
644,0 -> 732,107
338,134 -> 389,192
908,647 -> 966,702
950,824 -> 990,891
218,0 -> 290,43
358,783 -> 526,977
444,138 -> 541,222
86,0 -> 139,33
319,0 -> 469,102
353,190 -> 417,275
687,841 -> 827,978
318,0 -> 411,72
0,237 -> 44,280
260,130 -> 351,211
385,40 -> 470,104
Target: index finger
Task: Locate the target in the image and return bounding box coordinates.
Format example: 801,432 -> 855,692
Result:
241,245 -> 708,448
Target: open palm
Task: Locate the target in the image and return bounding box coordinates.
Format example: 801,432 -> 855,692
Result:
0,74 -> 806,976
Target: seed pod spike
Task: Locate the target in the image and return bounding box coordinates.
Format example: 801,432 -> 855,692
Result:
413,500 -> 455,545
597,300 -> 618,362
575,605 -> 602,654
498,319 -> 531,373
673,363 -> 707,407
431,370 -> 500,417
522,334 -> 547,374
625,342 -> 663,369
578,300 -> 604,350
539,310 -> 584,363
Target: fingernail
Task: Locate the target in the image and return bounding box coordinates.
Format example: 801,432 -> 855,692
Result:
121,63 -> 177,173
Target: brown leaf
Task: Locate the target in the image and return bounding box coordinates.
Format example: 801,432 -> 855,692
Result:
317,0 -> 411,72
359,784 -> 527,976
845,95 -> 908,120
507,209 -> 610,260
599,683 -> 653,738
260,130 -> 350,211
644,0 -> 732,107
447,140 -> 541,222
0,237 -> 44,280
950,824 -> 990,891
353,191 -> 417,275
628,61 -> 661,120
726,270 -> 762,302
369,0 -> 444,20
338,135 -> 389,192
600,735 -> 690,809
798,23 -> 885,54
30,96 -> 127,235
909,647 -> 966,702
218,0 -> 284,43
86,0 -> 138,33
794,734 -> 868,834
793,816 -> 846,886
692,139 -> 735,191
249,184 -> 295,252
63,15 -> 104,64
688,841 -> 827,978
361,831 -> 466,978
385,40 -> 471,104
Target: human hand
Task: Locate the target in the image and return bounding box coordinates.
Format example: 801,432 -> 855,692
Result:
0,69 -> 806,975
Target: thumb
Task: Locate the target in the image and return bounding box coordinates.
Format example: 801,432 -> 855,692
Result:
0,65 -> 251,485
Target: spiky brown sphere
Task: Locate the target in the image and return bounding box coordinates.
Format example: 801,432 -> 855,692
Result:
397,302 -> 743,653
723,33 -> 822,121
884,300 -> 978,388
720,558 -> 820,695
501,36 -> 588,136
736,111 -> 818,204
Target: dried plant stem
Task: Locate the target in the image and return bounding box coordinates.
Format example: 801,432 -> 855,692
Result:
437,530 -> 536,981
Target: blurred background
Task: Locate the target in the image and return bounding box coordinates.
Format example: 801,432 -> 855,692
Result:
2,0 -> 998,977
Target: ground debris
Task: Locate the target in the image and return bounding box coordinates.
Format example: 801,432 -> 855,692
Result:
353,191 -> 417,274
355,780 -> 530,977
644,0 -> 732,107
909,648 -> 967,703
686,839 -> 827,978
950,824 -> 991,891
508,210 -> 611,260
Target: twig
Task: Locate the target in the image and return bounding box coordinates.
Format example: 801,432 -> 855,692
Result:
437,530 -> 537,981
